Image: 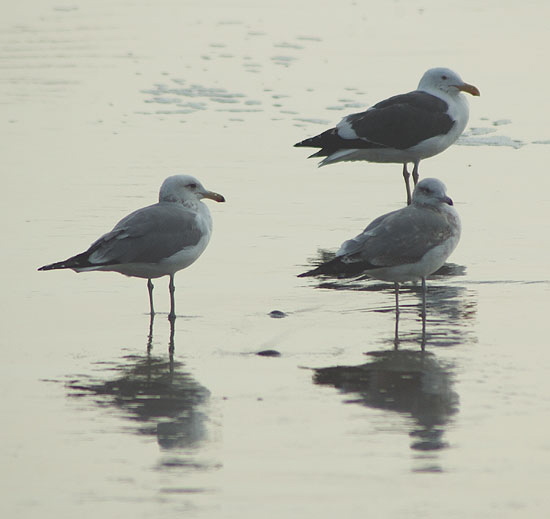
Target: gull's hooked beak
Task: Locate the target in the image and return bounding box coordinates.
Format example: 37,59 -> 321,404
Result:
456,82 -> 480,96
202,190 -> 226,203
444,196 -> 454,206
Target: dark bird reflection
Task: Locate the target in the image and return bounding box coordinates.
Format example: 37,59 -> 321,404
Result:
67,317 -> 211,452
302,249 -> 477,348
314,348 -> 459,457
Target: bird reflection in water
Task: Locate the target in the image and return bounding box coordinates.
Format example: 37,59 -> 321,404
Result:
314,348 -> 459,463
302,248 -> 476,349
307,250 -> 476,469
67,317 -> 211,452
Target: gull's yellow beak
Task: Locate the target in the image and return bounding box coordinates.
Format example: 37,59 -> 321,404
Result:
202,190 -> 225,203
457,82 -> 480,96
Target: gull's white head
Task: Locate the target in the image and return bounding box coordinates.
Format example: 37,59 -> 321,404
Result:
159,175 -> 225,204
412,177 -> 454,207
418,67 -> 480,97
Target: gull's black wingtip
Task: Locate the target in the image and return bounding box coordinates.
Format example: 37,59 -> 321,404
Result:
37,260 -> 65,271
37,250 -> 93,272
298,256 -> 375,279
297,268 -> 318,278
294,134 -> 321,148
297,257 -> 343,278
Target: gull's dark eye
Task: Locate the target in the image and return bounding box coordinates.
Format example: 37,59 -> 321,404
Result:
441,75 -> 448,80
187,183 -> 197,189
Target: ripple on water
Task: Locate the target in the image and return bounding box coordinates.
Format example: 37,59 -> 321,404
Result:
140,79 -> 256,115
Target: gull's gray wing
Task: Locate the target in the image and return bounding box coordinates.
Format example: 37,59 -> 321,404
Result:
337,209 -> 400,257
87,202 -> 204,266
338,205 -> 454,268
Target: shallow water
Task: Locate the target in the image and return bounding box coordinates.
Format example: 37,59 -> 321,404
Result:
3,1 -> 550,517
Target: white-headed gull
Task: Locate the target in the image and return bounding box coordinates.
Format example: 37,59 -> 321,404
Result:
295,68 -> 479,204
299,178 -> 461,323
39,175 -> 225,320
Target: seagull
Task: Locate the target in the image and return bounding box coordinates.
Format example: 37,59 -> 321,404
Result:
38,175 -> 225,321
298,178 -> 461,324
294,67 -> 480,205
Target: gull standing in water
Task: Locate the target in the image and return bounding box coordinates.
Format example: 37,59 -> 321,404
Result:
295,67 -> 479,204
299,178 -> 461,335
39,175 -> 225,321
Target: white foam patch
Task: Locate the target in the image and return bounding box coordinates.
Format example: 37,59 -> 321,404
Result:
458,135 -> 524,149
